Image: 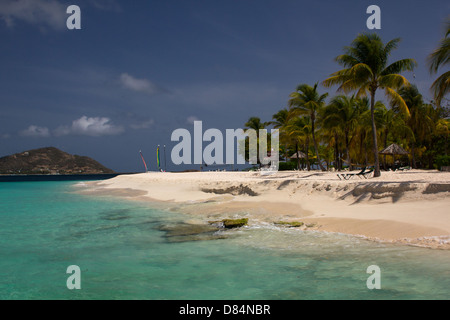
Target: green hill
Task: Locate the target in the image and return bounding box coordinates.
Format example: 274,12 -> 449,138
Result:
0,147 -> 115,175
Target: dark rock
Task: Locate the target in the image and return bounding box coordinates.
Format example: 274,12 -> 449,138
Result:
201,184 -> 259,196
157,222 -> 227,243
274,221 -> 304,228
222,218 -> 248,229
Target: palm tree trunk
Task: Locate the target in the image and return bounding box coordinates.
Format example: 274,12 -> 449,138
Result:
383,132 -> 388,170
334,132 -> 340,171
311,117 -> 326,171
365,142 -> 369,165
305,138 -> 310,171
445,134 -> 448,156
345,130 -> 351,171
295,142 -> 300,170
370,90 -> 381,177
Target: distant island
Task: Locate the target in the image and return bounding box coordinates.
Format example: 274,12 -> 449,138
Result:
0,147 -> 115,175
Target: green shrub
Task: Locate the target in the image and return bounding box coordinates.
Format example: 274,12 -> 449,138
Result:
278,161 -> 298,171
435,155 -> 450,170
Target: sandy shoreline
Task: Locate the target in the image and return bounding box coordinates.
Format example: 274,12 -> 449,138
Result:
77,170 -> 450,249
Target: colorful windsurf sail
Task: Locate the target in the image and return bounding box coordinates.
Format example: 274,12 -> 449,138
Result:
139,150 -> 148,172
157,146 -> 161,171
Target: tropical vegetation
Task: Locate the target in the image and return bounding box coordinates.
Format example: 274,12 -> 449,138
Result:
243,24 -> 450,174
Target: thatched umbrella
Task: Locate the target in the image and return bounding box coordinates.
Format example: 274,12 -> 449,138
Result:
290,151 -> 306,159
379,143 -> 409,166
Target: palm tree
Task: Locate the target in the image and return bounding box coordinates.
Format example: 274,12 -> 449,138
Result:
435,118 -> 449,156
317,115 -> 342,171
374,102 -> 413,169
375,104 -> 396,169
243,117 -> 269,167
288,83 -> 328,171
245,117 -> 267,133
393,85 -> 433,168
321,95 -> 360,170
270,109 -> 290,161
319,107 -> 342,171
285,115 -> 312,170
428,19 -> 450,106
322,33 -> 416,177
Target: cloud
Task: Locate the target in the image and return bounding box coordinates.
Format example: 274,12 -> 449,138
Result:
20,125 -> 51,137
0,0 -> 66,30
130,118 -> 155,130
1,133 -> 11,139
55,116 -> 124,137
120,73 -> 167,95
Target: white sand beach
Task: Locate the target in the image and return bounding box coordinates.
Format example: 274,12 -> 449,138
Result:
80,170 -> 450,249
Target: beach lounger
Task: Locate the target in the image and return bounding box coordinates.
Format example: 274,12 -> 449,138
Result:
395,166 -> 411,172
337,167 -> 367,180
358,168 -> 374,179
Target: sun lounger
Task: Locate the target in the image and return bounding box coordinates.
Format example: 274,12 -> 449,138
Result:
337,167 -> 367,180
358,168 -> 374,179
395,166 -> 411,172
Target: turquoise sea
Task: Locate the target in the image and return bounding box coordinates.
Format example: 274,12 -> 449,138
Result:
0,180 -> 449,300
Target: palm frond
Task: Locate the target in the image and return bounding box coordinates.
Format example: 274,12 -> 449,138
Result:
381,59 -> 417,76
385,87 -> 410,117
338,78 -> 369,94
335,54 -> 360,68
322,72 -> 351,88
430,70 -> 450,106
383,38 -> 401,56
378,74 -> 410,90
428,37 -> 450,73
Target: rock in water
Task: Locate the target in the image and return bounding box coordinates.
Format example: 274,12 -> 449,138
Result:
222,218 -> 248,229
157,223 -> 227,243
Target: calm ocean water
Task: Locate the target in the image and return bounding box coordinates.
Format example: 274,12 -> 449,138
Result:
0,180 -> 449,300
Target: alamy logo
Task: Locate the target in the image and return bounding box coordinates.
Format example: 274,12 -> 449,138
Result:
171,121 -> 279,172
366,5 -> 381,30
366,265 -> 381,290
66,265 -> 81,290
67,5 -> 81,30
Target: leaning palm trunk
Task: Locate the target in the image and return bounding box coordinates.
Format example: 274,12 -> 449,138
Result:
370,91 -> 381,177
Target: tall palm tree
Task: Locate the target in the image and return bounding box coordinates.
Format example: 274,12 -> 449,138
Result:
319,106 -> 343,171
321,95 -> 360,170
374,103 -> 412,168
375,104 -> 396,169
288,83 -> 328,171
245,117 -> 267,133
243,117 -> 269,167
428,19 -> 450,107
285,115 -> 312,170
270,109 -> 290,162
322,33 -> 416,177
395,85 -> 435,168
